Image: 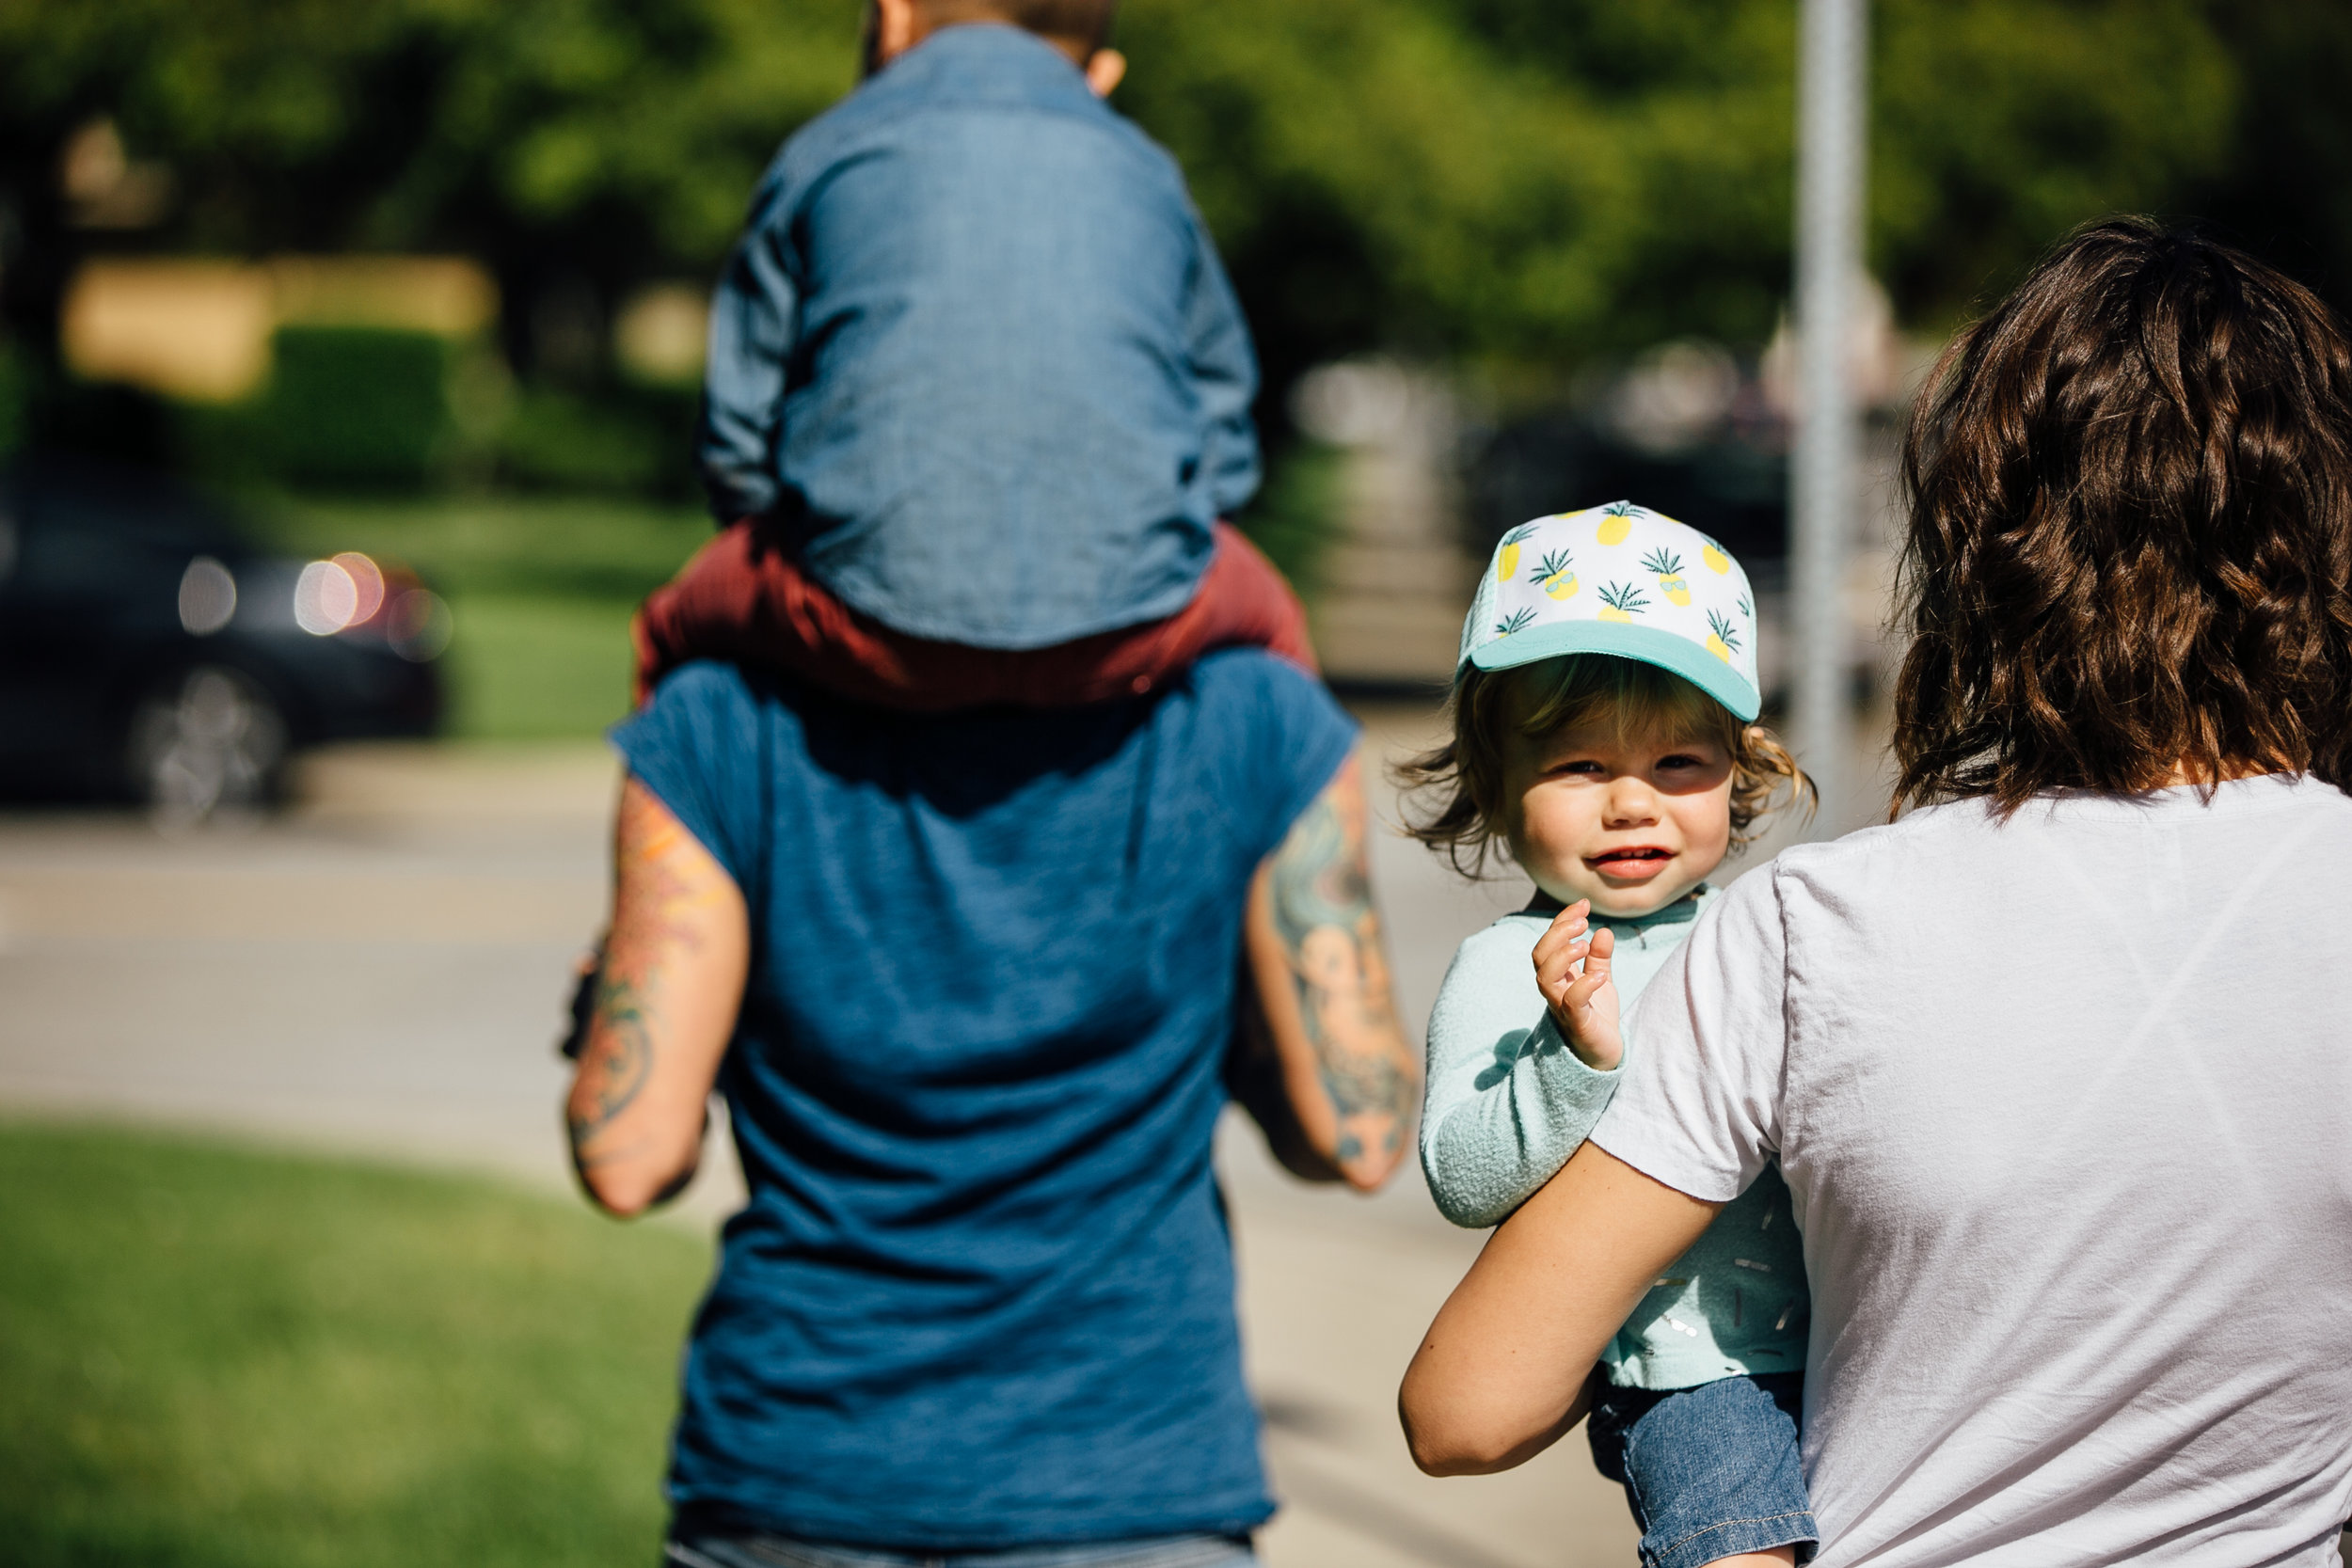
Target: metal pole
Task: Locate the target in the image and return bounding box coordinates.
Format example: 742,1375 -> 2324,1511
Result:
1790,0 -> 1866,832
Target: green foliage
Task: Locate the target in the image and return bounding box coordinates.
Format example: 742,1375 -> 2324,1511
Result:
0,1121 -> 712,1568
0,0 -> 858,273
263,326 -> 453,490
1119,0 -> 1624,376
1872,0 -> 2236,322
1119,0 -> 2236,370
2193,0 -> 2352,309
0,0 -> 2309,385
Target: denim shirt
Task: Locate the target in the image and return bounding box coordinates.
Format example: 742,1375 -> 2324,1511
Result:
696,24 -> 1261,650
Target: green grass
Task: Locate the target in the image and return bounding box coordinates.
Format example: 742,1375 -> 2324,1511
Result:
437,594 -> 642,740
0,1123 -> 714,1568
249,495 -> 710,740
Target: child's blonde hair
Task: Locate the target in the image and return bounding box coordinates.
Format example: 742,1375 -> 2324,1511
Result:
1398,654 -> 1812,878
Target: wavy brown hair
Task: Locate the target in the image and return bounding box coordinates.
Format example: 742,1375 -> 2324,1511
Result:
1895,218 -> 2352,814
1398,655 -> 1811,878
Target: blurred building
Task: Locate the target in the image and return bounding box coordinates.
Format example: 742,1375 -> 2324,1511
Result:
1290,359 -> 1479,689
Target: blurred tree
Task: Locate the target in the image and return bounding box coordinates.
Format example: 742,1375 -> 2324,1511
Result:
0,0 -> 857,377
1121,0 -> 2235,393
1115,0 -> 1623,403
1871,0 -> 2234,325
0,0 -> 2310,411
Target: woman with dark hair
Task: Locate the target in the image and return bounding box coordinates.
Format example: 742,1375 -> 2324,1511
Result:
1398,218 -> 2352,1565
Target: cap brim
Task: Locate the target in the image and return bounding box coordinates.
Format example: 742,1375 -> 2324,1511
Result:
1466,620 -> 1761,722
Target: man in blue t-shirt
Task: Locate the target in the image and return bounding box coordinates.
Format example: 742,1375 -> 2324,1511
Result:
561,644 -> 1419,1564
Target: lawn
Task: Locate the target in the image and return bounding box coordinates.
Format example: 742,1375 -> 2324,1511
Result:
0,1122 -> 714,1568
251,495 -> 713,741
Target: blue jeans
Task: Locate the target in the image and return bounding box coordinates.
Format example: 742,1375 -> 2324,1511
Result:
1586,1371 -> 1818,1568
663,1532 -> 1256,1568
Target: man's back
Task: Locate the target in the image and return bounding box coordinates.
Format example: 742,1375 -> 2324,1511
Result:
697,24 -> 1261,651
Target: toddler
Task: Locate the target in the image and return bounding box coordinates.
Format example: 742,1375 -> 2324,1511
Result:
1406,500 -> 1815,1568
635,0 -> 1313,711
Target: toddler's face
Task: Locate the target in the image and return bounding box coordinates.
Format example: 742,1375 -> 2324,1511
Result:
1500,714 -> 1734,919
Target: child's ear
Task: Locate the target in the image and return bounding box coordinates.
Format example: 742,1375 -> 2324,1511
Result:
866,0 -> 924,72
1085,48 -> 1127,98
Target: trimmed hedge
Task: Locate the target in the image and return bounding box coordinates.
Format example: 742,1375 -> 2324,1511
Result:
263,325 -> 453,489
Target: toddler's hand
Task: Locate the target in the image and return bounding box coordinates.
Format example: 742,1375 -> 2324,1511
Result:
1532,901 -> 1623,1071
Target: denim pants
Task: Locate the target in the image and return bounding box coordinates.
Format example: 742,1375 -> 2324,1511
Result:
664,1530 -> 1256,1568
1586,1371 -> 1818,1568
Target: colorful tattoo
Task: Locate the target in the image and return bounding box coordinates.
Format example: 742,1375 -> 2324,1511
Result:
1267,758 -> 1417,1165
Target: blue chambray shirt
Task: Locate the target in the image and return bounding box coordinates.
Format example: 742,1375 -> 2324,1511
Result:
696,24 -> 1262,650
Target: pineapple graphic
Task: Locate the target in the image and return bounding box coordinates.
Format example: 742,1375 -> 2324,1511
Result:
1596,500 -> 1638,546
1642,547 -> 1691,605
1701,535 -> 1732,575
1493,607 -> 1538,638
1496,524 -> 1537,582
1597,581 -> 1650,622
1706,609 -> 1742,663
1534,547 -> 1579,599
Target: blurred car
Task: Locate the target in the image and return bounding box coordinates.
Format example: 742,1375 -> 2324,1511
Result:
0,457 -> 447,818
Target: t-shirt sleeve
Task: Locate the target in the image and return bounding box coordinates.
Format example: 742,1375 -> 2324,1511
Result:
607,662 -> 763,890
1211,653 -> 1359,865
1588,865 -> 1788,1203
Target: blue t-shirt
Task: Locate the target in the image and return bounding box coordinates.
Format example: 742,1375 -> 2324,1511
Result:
611,652 -> 1357,1549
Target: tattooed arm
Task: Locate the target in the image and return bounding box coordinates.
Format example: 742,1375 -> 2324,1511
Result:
1234,753 -> 1421,1192
564,776 -> 750,1217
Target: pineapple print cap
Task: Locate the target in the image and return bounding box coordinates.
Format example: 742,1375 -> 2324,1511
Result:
1460,500 -> 1762,721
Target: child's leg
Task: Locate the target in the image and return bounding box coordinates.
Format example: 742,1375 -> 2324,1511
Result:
1105,520 -> 1319,681
1584,1373 -> 1816,1568
631,519 -> 1315,710
629,517 -> 916,707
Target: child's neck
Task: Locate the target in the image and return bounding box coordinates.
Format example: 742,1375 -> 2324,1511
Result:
1526,885 -> 1707,924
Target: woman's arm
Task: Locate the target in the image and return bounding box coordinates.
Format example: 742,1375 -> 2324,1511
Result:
1233,753 -> 1421,1192
564,777 -> 751,1217
1399,1140 -> 1720,1475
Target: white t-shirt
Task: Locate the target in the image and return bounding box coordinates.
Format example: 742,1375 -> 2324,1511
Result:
1592,775 -> 2352,1567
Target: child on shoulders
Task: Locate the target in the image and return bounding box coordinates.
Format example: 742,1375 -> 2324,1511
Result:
635,0 -> 1312,712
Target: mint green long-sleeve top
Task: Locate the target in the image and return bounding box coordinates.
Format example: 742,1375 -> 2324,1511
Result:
1420,889 -> 1808,1389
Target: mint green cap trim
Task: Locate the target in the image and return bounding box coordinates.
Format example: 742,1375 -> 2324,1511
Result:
1467,619 -> 1762,722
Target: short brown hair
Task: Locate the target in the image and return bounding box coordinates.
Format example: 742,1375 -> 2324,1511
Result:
1894,218 -> 2352,815
1398,655 -> 1811,878
917,0 -> 1117,50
